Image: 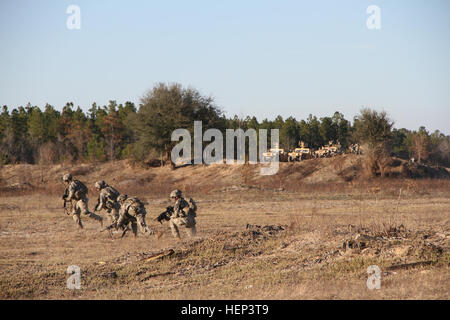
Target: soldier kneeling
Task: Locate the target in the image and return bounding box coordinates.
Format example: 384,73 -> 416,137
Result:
167,189 -> 197,239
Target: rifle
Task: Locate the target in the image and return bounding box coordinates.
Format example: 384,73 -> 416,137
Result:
62,189 -> 70,215
101,222 -> 116,233
156,206 -> 174,224
101,223 -> 130,238
100,222 -> 118,238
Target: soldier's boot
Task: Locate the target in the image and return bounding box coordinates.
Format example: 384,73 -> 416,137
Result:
138,225 -> 154,236
137,215 -> 154,235
138,223 -> 154,235
72,214 -> 83,229
144,226 -> 155,235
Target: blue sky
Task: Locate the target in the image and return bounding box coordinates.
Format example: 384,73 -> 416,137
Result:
1,0 -> 449,133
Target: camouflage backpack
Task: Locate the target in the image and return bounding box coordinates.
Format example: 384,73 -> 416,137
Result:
125,197 -> 146,215
73,180 -> 88,200
104,186 -> 120,202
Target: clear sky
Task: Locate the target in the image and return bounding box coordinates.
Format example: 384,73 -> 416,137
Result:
1,0 -> 449,134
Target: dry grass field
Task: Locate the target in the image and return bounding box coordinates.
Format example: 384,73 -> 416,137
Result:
0,156 -> 449,299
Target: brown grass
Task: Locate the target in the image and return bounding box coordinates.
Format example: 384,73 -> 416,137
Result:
0,160 -> 449,299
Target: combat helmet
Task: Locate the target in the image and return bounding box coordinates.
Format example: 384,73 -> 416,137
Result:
62,173 -> 72,182
94,180 -> 106,189
170,189 -> 182,199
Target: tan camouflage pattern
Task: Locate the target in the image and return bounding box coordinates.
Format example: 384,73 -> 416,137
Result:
96,185 -> 120,225
116,197 -> 153,236
66,180 -> 87,200
64,178 -> 102,228
69,197 -> 103,228
169,196 -> 197,238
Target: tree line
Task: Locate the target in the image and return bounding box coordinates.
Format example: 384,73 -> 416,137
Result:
0,83 -> 449,167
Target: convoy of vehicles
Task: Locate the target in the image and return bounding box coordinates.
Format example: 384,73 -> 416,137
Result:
262,141 -> 360,162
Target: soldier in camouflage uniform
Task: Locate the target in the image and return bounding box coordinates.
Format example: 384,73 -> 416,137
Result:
168,189 -> 197,239
62,173 -> 103,229
94,180 -> 120,226
111,194 -> 154,237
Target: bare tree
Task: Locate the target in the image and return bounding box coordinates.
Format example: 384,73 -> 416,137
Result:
411,132 -> 429,164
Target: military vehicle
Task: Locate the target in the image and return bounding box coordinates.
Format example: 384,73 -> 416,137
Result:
262,148 -> 288,162
287,147 -> 313,162
287,141 -> 314,162
314,141 -> 342,158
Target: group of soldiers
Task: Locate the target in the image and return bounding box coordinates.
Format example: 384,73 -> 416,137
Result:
61,173 -> 197,239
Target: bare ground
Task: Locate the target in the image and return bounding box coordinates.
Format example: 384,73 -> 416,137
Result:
0,157 -> 449,299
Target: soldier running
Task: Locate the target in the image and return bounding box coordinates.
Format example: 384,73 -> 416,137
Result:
62,173 -> 103,229
94,180 -> 120,226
